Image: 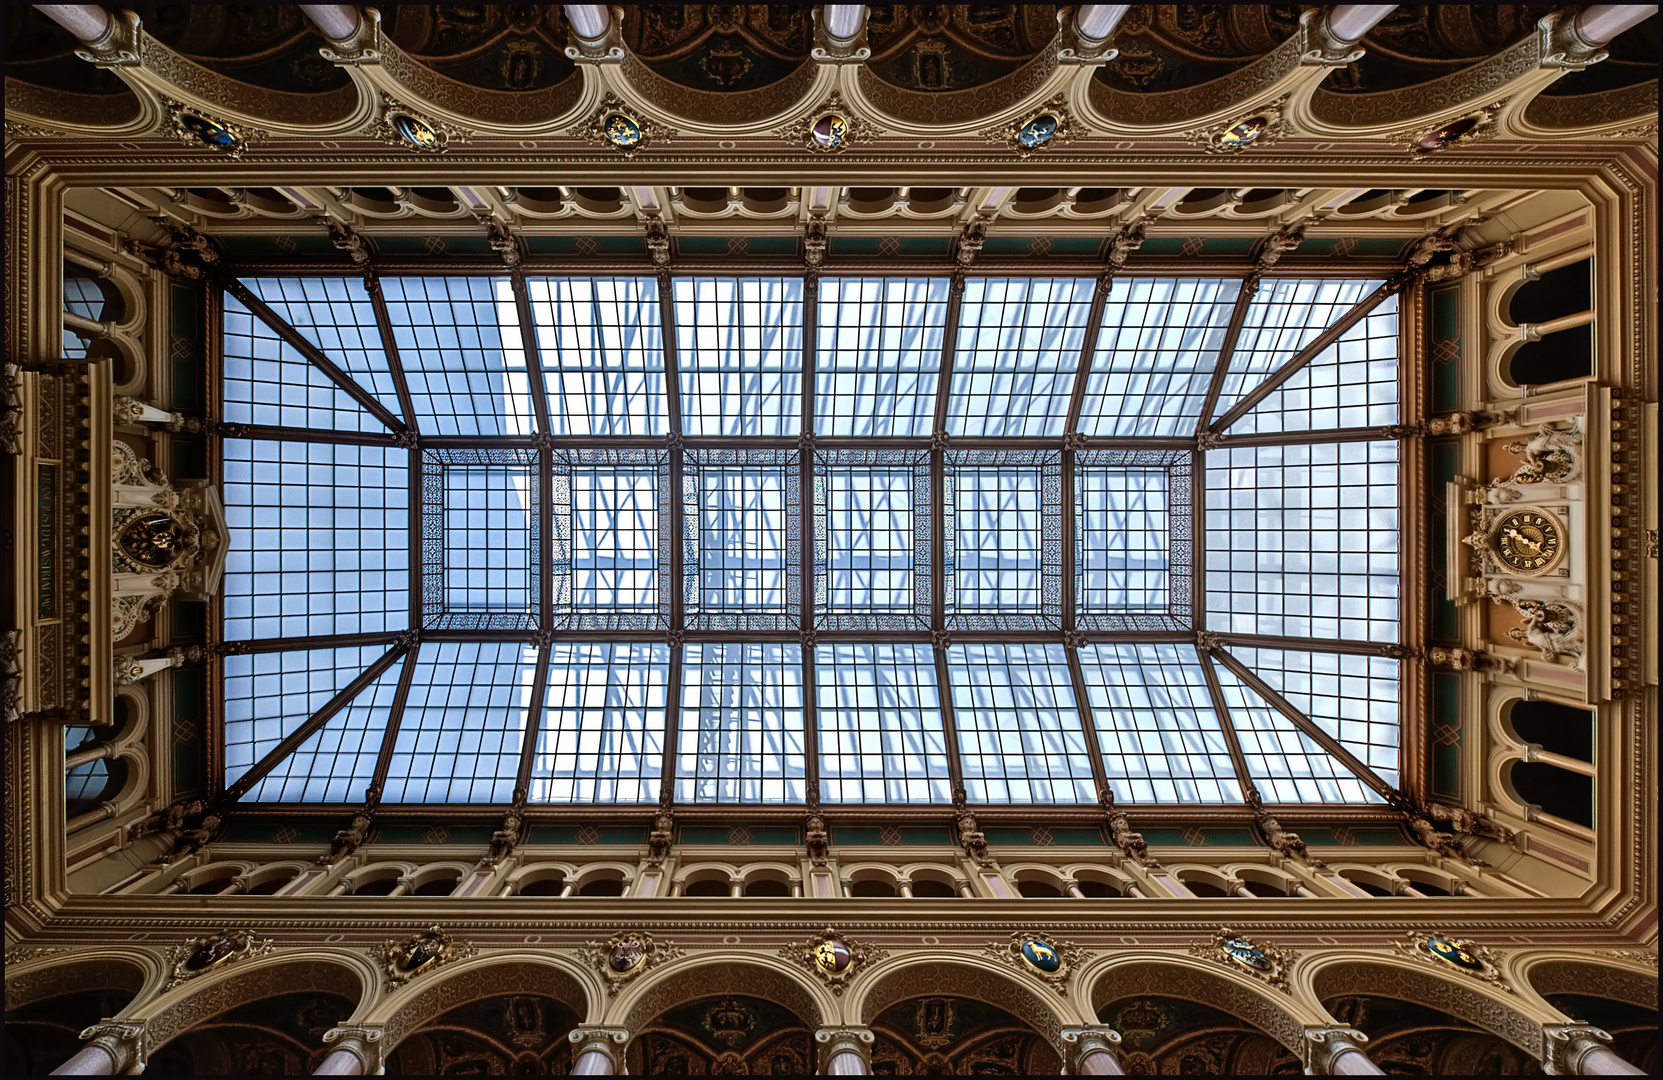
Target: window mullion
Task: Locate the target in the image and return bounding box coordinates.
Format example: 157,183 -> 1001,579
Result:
800,273 -> 819,805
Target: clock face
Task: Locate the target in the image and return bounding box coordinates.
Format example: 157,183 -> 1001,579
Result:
1492,509 -> 1564,575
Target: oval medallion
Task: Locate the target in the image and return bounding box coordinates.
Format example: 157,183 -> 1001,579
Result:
184,934 -> 239,972
608,939 -> 646,974
1218,115 -> 1270,150
1426,936 -> 1485,972
391,113 -> 441,151
1018,938 -> 1063,974
179,113 -> 239,150
1016,112 -> 1060,150
602,112 -> 643,149
1222,937 -> 1273,973
814,938 -> 853,975
118,512 -> 188,568
396,935 -> 445,975
1418,116 -> 1480,152
810,113 -> 849,150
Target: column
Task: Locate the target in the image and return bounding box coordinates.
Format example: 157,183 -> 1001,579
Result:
314,1026 -> 382,1076
1303,1026 -> 1385,1076
33,4 -> 112,43
52,1021 -> 144,1075
297,4 -> 361,40
1061,1027 -> 1126,1075
569,1028 -> 629,1076
1075,4 -> 1131,43
1326,5 -> 1397,43
563,4 -> 610,42
822,5 -> 865,44
1543,1024 -> 1646,1076
816,1027 -> 876,1075
1573,5 -> 1658,47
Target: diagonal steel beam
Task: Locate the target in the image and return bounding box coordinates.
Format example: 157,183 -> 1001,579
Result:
218,631 -> 400,655
513,641 -> 553,797
1212,646 -> 1396,799
1207,425 -> 1412,448
509,271 -> 553,437
1197,646 -> 1258,801
226,642 -> 409,801
370,639 -> 421,802
1195,275 -> 1259,432
363,270 -> 419,430
1064,645 -> 1112,797
1210,278 -> 1400,434
932,273 -> 966,436
220,274 -> 407,434
1063,273 -> 1112,434
211,423 -> 398,447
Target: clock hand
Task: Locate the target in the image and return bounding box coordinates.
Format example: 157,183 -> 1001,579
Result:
1503,527 -> 1542,556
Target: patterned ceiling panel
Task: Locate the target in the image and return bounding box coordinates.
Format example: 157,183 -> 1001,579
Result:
865,4 -> 1060,92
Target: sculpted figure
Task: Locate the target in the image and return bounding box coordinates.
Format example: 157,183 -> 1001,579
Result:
1507,599 -> 1584,664
805,813 -> 830,866
480,810 -> 523,868
319,809 -> 373,866
646,811 -> 674,865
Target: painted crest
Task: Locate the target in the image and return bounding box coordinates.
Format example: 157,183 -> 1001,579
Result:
368,99 -> 469,153
982,96 -> 1075,157
1016,112 -> 1060,150
782,928 -> 884,994
1187,103 -> 1288,155
165,101 -> 261,159
1397,931 -> 1511,990
777,93 -> 882,154
603,112 -> 644,149
570,96 -> 674,158
1189,928 -> 1297,993
1392,104 -> 1501,155
586,931 -> 681,994
986,930 -> 1083,992
373,925 -> 473,987
165,929 -> 271,988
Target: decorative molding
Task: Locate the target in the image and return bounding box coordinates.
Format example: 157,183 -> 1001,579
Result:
1188,928 -> 1298,994
983,930 -> 1086,994
163,928 -> 274,990
370,925 -> 475,989
586,931 -> 683,995
1394,931 -> 1513,993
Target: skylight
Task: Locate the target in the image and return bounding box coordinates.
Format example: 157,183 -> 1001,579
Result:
213,269 -> 1403,808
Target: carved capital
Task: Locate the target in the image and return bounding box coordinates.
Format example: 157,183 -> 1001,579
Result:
1539,11 -> 1610,70
1302,1025 -> 1373,1075
78,1020 -> 146,1074
1060,1026 -> 1124,1072
1298,8 -> 1367,66
317,6 -> 382,64
322,1025 -> 385,1073
815,1026 -> 876,1070
74,8 -> 143,67
569,1027 -> 631,1068
1541,1024 -> 1615,1075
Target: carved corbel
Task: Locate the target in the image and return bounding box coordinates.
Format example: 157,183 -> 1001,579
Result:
1540,1024 -> 1618,1075
644,216 -> 671,269
76,1021 -> 147,1074
321,1026 -> 385,1073
1105,215 -> 1149,272
1302,1026 -> 1374,1075
1255,217 -> 1309,271
1298,8 -> 1368,67
956,215 -> 992,267
1538,11 -> 1610,70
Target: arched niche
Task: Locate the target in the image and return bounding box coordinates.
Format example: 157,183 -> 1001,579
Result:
1308,956 -> 1546,1060
872,992 -> 1062,1073
1085,958 -> 1310,1060
1508,259 -> 1593,326
1095,994 -> 1301,1074
616,957 -> 831,1037
1505,700 -> 1594,762
376,957 -> 597,1052
854,957 -> 1073,1050
5,952 -> 154,1072
141,956 -> 373,1062
627,993 -> 814,1075
150,989 -> 356,1073
1506,760 -> 1594,828
386,992 -> 581,1075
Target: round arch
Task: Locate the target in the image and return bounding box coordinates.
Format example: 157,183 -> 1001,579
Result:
373,955 -> 600,1052
138,953 -> 375,1054
1082,955 -> 1313,1054
1517,954 -> 1657,1012
1305,954 -> 1548,1059
613,954 -> 833,1034
5,949 -> 158,1013
852,955 -> 1078,1049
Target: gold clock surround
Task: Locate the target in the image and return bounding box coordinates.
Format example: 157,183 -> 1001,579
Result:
1488,506 -> 1568,577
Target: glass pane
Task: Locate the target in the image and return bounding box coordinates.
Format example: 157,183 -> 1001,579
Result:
1077,469 -> 1170,612
379,276 -> 535,436
816,277 -> 948,436
529,276 -> 666,436
816,642 -> 950,804
676,642 -> 805,803
222,645 -> 393,788
1230,294 -> 1399,435
696,465 -> 791,613
531,642 -> 668,803
245,653 -> 404,803
63,277 -> 103,359
953,467 -> 1042,612
1205,440 -> 1399,643
1077,643 -> 1240,803
947,642 -> 1094,804
442,464 -> 538,613
571,467 -> 659,611
826,467 -> 914,611
947,277 -> 1096,437
1227,647 -> 1400,787
1211,278 -> 1378,420
222,439 -> 409,641
1081,277 -> 1241,437
242,277 -> 402,421
1213,661 -> 1380,803
222,293 -> 389,433
382,641 -> 538,803
675,276 -> 803,436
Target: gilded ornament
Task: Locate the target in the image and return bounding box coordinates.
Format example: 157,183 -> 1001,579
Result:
1189,928 -> 1297,993
373,926 -> 473,987
985,930 -> 1084,992
781,928 -> 883,993
586,931 -> 682,994
165,929 -> 272,988
982,97 -> 1075,157
1396,930 -> 1512,992
1487,506 -> 1567,576
1396,106 -> 1501,155
165,102 -> 260,159
571,97 -> 672,158
776,93 -> 881,154
117,512 -> 189,569
1186,102 -> 1288,154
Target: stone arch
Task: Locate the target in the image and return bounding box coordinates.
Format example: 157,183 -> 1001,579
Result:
1082,956 -> 1312,1054
614,954 -> 833,1034
138,953 -> 374,1053
1305,954 -> 1547,1059
853,955 -> 1077,1049
1518,955 -> 1657,1012
373,955 -> 600,1051
5,949 -> 158,1012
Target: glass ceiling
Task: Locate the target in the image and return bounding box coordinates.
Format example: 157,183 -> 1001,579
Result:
213,271 -> 1404,808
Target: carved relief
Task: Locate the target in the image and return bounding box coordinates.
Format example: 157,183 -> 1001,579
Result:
1188,929 -> 1299,996
586,931 -> 683,996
